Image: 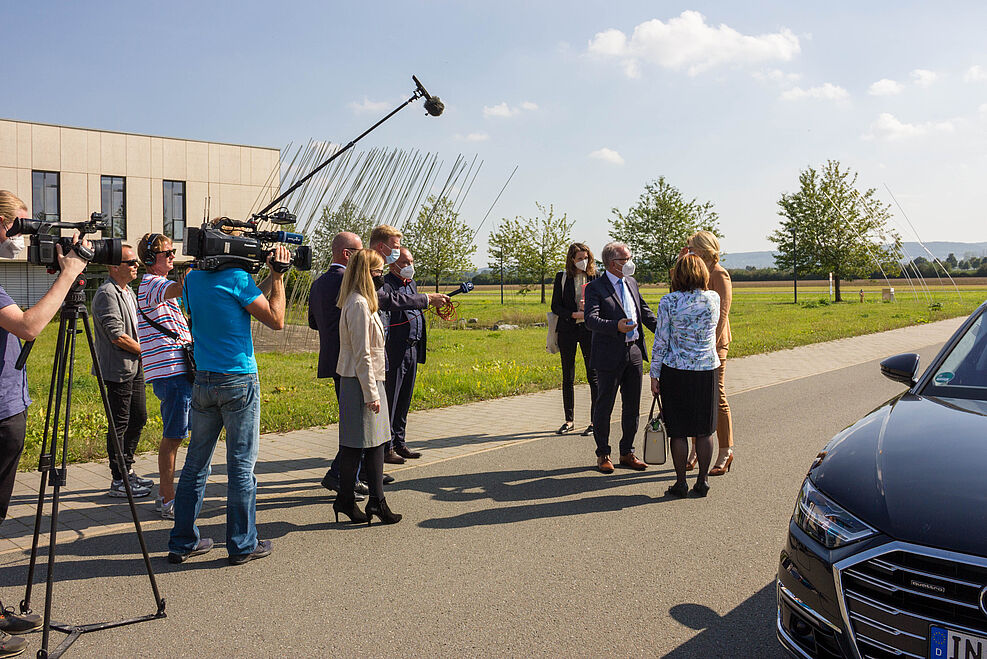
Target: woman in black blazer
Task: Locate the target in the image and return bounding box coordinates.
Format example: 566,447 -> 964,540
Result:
550,242 -> 599,435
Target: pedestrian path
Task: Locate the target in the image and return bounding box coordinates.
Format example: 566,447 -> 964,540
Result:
0,316 -> 965,554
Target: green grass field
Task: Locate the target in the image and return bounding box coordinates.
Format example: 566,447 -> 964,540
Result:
16,283 -> 986,470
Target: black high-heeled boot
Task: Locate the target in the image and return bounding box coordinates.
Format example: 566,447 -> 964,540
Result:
333,494 -> 368,523
365,496 -> 402,526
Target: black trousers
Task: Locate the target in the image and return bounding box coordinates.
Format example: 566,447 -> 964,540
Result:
326,375 -> 368,481
0,410 -> 27,522
558,325 -> 598,423
592,343 -> 643,458
104,367 -> 148,481
385,343 -> 418,449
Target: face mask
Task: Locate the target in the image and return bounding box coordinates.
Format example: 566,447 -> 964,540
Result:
621,260 -> 636,278
574,259 -> 588,272
399,264 -> 415,280
385,248 -> 400,265
372,274 -> 386,289
0,235 -> 25,260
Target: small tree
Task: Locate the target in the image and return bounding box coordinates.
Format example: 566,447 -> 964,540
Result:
517,203 -> 574,303
609,177 -> 720,283
769,160 -> 902,302
402,196 -> 477,291
487,217 -> 526,285
309,200 -> 375,272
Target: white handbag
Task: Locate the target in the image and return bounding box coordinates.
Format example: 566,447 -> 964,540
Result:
642,396 -> 668,465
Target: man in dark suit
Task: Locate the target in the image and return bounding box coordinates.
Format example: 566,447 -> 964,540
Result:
584,241 -> 657,473
380,247 -> 426,460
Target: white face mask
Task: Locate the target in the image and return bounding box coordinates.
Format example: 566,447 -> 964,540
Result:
385,248 -> 400,264
0,235 -> 25,260
399,264 -> 415,280
621,260 -> 636,278
574,259 -> 588,272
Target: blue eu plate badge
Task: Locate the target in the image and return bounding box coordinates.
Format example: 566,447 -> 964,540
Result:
930,626 -> 947,658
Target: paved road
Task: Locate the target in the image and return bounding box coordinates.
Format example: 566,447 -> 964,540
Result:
0,319 -> 962,657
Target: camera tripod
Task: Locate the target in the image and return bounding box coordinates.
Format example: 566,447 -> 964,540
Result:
17,273 -> 165,658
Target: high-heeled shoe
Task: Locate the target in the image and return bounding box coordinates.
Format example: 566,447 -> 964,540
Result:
692,481 -> 710,497
666,481 -> 689,498
333,494 -> 368,523
365,496 -> 402,526
708,451 -> 734,477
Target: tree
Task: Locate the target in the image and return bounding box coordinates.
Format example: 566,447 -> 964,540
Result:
488,203 -> 574,302
769,160 -> 902,302
309,200 -> 375,273
402,196 -> 477,291
609,177 -> 720,283
946,253 -> 958,269
487,216 -> 526,285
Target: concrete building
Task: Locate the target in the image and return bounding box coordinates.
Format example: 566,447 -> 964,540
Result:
0,118 -> 280,304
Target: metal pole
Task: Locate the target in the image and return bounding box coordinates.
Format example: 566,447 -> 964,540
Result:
792,227 -> 798,304
500,253 -> 504,304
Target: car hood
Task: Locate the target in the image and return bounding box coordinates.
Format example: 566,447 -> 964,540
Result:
811,393 -> 987,558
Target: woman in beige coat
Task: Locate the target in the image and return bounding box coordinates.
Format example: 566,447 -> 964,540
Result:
334,248 -> 401,525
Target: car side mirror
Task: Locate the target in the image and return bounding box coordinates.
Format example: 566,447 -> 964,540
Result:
880,353 -> 919,387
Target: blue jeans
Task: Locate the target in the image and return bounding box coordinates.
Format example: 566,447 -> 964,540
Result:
168,372 -> 260,558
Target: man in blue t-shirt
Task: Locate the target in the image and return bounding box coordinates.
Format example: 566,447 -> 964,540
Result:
166,243 -> 289,567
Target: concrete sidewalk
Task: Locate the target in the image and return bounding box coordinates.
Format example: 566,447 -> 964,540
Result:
0,316 -> 964,554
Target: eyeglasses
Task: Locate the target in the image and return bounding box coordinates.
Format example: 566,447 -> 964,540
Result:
156,249 -> 176,258
612,256 -> 632,263
121,259 -> 139,266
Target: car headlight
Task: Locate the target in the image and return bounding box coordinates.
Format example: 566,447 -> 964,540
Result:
793,479 -> 877,549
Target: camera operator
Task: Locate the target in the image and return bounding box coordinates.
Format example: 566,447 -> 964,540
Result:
0,191 -> 91,655
166,225 -> 289,567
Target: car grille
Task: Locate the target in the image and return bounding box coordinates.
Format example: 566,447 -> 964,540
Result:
839,548 -> 987,659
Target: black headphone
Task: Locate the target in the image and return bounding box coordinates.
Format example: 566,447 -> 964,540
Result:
142,233 -> 162,266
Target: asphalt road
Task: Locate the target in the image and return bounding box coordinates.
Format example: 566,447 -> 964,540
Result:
0,345 -> 942,658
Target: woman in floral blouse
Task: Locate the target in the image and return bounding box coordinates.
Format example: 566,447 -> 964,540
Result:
649,253 -> 720,498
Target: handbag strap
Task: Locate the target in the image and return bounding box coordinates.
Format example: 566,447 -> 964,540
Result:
137,304 -> 188,346
649,394 -> 663,419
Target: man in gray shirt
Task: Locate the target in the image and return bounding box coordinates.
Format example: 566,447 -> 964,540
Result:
92,244 -> 150,498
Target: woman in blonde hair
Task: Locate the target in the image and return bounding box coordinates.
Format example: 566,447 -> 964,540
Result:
684,231 -> 734,475
334,248 -> 401,525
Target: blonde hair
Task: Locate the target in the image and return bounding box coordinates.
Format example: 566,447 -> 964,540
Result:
689,230 -> 721,265
137,233 -> 173,265
565,242 -> 597,277
369,224 -> 401,248
337,248 -> 384,313
0,191 -> 27,228
670,254 -> 710,293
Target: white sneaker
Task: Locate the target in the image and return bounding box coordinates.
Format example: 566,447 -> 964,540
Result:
109,479 -> 150,498
160,498 -> 175,520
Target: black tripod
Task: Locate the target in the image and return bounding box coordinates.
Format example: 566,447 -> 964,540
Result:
17,273 -> 165,658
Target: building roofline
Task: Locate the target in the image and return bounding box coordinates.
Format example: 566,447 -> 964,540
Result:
0,116 -> 280,153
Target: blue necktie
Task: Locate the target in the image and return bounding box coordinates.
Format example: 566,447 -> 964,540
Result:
616,278 -> 638,342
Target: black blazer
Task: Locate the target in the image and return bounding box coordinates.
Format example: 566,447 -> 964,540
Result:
550,270 -> 597,335
308,265 -> 345,379
380,272 -> 427,366
584,273 -> 658,371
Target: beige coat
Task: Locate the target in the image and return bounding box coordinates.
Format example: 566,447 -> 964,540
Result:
336,292 -> 387,403
708,263 -> 732,359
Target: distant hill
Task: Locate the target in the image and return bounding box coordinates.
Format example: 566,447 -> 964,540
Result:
721,241 -> 987,269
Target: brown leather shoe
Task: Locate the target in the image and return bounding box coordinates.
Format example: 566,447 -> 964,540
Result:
383,450 -> 406,465
394,445 -> 422,459
597,455 -> 614,474
619,453 -> 647,470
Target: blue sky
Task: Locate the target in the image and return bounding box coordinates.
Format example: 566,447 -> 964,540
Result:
5,1 -> 987,258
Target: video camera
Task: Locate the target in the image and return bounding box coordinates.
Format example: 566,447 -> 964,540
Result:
8,213 -> 122,271
183,210 -> 312,274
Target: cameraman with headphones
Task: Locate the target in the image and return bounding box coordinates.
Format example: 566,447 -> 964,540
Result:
0,191 -> 91,656
166,219 -> 289,567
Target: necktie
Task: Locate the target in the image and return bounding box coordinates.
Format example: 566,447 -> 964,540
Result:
616,278 -> 638,342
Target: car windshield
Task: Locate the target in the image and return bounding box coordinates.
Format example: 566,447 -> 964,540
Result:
923,306 -> 987,401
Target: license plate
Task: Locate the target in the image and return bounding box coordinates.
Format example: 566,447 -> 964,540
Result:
930,625 -> 987,659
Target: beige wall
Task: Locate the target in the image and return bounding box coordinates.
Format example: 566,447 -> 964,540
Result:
0,119 -> 280,257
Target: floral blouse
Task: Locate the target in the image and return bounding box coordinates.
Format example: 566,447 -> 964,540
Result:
649,289 -> 721,378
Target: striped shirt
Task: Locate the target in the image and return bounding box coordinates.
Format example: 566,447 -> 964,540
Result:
137,274 -> 192,382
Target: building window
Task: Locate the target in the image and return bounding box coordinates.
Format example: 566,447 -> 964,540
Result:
163,180 -> 186,242
31,171 -> 60,223
100,176 -> 126,239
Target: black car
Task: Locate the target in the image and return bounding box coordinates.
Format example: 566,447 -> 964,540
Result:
777,300 -> 987,659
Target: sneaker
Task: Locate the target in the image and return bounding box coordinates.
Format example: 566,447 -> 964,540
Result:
0,631 -> 26,657
0,603 -> 41,635
167,537 -> 214,564
228,539 -> 272,566
160,498 -> 175,520
128,469 -> 153,489
108,479 -> 150,498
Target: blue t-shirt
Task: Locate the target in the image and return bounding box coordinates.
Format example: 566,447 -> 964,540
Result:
185,269 -> 262,374
0,286 -> 31,420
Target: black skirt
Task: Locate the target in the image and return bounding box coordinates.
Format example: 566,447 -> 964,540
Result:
658,365 -> 717,438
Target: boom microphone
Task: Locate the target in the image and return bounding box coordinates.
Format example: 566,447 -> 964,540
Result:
413,75 -> 445,116
447,281 -> 474,297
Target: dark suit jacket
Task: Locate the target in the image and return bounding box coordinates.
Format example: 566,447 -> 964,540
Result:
584,273 -> 658,371
380,272 -> 427,366
308,265 -> 345,379
550,270 -> 597,336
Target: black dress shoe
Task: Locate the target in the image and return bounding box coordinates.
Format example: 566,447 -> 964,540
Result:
383,473 -> 395,485
394,445 -> 422,459
359,473 -> 395,485
582,424 -> 594,436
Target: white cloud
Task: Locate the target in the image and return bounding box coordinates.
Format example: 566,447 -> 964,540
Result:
964,65 -> 987,82
978,103 -> 987,115
753,68 -> 801,84
868,78 -> 903,96
483,101 -> 538,118
455,132 -> 490,142
520,101 -> 539,111
348,97 -> 391,114
586,10 -> 800,77
588,147 -> 625,165
780,83 -> 849,102
863,112 -> 955,141
910,69 -> 937,87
